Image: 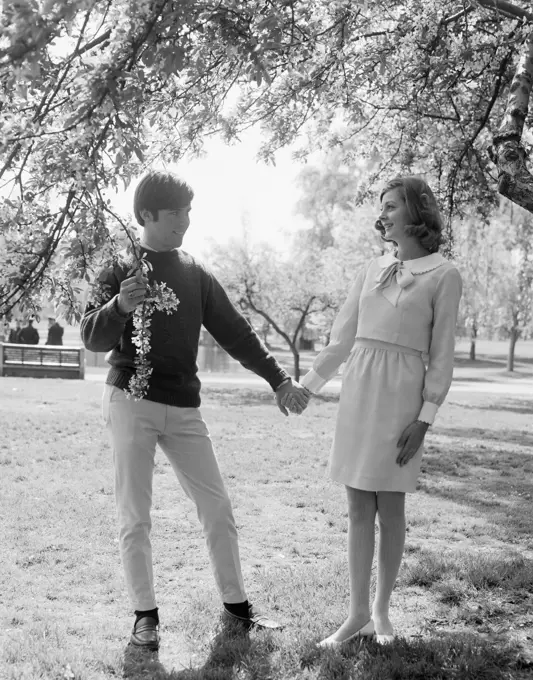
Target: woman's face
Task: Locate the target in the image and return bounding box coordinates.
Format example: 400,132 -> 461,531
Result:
379,188 -> 412,243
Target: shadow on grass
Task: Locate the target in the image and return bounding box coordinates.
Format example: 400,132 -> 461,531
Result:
459,399 -> 533,415
455,353 -> 533,368
454,356 -> 505,369
432,424 -> 533,448
403,548 -> 533,593
122,622 -> 275,680
201,386 -> 340,406
480,404 -> 533,415
452,376 -> 498,383
300,632 -> 532,680
419,440 -> 533,538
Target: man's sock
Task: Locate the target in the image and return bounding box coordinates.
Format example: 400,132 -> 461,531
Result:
223,600 -> 250,618
134,607 -> 159,626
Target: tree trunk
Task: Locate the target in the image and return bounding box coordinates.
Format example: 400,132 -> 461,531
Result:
469,319 -> 477,361
291,344 -> 301,382
260,324 -> 271,349
490,31 -> 533,213
507,328 -> 519,372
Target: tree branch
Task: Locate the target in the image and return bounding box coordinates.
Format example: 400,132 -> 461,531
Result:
446,48 -> 514,229
475,0 -> 533,22
74,29 -> 112,58
290,296 -> 315,346
442,4 -> 475,25
242,282 -> 296,351
0,189 -> 78,314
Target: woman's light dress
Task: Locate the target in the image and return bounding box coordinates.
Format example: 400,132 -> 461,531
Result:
301,252 -> 462,493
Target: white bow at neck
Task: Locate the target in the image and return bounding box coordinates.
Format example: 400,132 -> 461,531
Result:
371,252 -> 447,306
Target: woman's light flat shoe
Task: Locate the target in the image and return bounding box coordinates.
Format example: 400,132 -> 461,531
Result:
375,633 -> 395,644
318,619 -> 375,648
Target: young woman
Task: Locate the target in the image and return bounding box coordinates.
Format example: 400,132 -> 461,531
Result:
288,176 -> 462,646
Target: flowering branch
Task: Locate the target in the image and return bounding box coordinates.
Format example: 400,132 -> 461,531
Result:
124,277 -> 180,401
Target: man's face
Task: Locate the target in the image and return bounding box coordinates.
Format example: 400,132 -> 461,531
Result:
142,204 -> 191,250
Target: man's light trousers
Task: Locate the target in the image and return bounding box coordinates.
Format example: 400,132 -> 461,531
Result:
103,384 -> 247,611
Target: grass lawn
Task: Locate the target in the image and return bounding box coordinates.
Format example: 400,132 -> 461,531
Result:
1,375 -> 533,679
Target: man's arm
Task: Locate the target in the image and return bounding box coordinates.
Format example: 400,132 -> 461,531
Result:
202,269 -> 290,391
80,267 -> 131,352
80,267 -> 149,352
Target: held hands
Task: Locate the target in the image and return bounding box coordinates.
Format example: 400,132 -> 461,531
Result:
396,420 -> 429,467
117,270 -> 149,315
276,379 -> 312,416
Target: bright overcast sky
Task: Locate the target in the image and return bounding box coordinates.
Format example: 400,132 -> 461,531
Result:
112,127 -> 310,259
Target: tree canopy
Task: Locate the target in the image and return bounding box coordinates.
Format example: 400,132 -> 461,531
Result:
1,0 -> 532,320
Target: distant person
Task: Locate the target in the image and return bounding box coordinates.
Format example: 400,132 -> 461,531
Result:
45,317 -> 64,346
8,319 -> 22,344
2,318 -> 10,342
290,176 -> 462,646
80,170 -> 310,653
18,319 -> 39,345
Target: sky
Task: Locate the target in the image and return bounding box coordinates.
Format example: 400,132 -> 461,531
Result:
112,127 -> 310,260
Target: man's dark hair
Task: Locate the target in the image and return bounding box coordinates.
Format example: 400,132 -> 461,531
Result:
134,170 -> 194,226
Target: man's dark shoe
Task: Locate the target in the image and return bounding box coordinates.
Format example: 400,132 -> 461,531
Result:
222,604 -> 283,631
129,616 -> 160,651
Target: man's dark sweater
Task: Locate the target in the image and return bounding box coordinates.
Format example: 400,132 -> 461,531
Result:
80,248 -> 290,407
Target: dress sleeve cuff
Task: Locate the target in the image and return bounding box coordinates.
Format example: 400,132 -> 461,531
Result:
418,401 -> 439,425
300,368 -> 328,394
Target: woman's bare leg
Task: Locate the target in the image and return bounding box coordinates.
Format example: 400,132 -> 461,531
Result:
372,491 -> 406,636
322,487 -> 377,642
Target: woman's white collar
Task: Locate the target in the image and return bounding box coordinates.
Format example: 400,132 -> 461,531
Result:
376,252 -> 447,274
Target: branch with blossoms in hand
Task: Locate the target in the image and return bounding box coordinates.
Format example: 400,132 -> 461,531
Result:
125,275 -> 180,401
91,246 -> 180,402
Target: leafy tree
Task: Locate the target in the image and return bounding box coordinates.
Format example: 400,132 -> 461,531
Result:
454,203 -> 533,370
298,204 -> 384,345
454,216 -> 501,360
492,203 -> 533,371
292,147 -> 384,346
205,235 -> 340,380
1,0 -> 341,320
290,0 -> 533,247
1,0 -> 532,321
293,144 -> 368,249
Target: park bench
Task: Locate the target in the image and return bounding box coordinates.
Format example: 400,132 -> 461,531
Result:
0,343 -> 85,379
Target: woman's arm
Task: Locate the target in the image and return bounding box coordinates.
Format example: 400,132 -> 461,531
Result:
301,265 -> 369,394
417,266 -> 463,424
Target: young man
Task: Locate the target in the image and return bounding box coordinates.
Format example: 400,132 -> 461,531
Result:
80,170 -> 309,652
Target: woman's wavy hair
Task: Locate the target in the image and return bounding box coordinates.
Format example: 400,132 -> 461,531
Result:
374,176 -> 445,253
